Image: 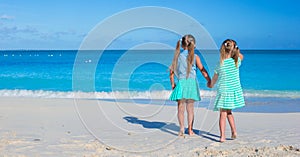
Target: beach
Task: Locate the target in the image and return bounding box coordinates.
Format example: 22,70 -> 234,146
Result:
1,97 -> 299,156
1,0 -> 300,156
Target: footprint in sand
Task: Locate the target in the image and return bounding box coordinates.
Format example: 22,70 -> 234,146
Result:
210,142 -> 221,147
257,139 -> 272,143
236,141 -> 248,145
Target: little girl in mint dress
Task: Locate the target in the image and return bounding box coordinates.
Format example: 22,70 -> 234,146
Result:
169,48 -> 201,101
169,34 -> 211,136
209,39 -> 245,142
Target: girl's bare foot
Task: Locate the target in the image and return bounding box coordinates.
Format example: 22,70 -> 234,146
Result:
178,131 -> 184,137
220,137 -> 226,143
178,129 -> 185,137
231,133 -> 237,139
188,130 -> 195,136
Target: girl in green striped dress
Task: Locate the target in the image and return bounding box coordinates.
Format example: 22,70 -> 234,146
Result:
208,39 -> 245,142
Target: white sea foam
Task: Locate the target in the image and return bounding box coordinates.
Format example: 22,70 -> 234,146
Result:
243,90 -> 300,99
0,89 -> 173,99
0,89 -> 299,99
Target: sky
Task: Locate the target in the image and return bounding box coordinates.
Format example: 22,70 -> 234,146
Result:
0,0 -> 299,50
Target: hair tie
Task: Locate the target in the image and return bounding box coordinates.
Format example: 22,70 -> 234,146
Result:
224,42 -> 228,46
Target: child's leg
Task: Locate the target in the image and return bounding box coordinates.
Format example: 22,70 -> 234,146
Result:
227,109 -> 237,138
177,100 -> 185,135
219,109 -> 227,142
186,99 -> 194,135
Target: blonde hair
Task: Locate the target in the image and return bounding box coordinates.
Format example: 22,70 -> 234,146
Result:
220,39 -> 240,67
170,34 -> 196,78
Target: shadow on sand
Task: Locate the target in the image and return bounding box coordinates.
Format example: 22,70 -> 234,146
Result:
123,116 -> 227,142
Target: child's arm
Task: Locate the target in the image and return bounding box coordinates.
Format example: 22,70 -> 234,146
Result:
196,56 -> 211,83
239,52 -> 244,61
209,73 -> 218,88
169,70 -> 176,89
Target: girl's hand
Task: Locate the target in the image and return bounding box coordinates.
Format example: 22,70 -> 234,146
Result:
172,84 -> 176,90
207,80 -> 212,88
209,73 -> 218,88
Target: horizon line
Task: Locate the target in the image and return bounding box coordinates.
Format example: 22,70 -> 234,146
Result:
1,49 -> 300,51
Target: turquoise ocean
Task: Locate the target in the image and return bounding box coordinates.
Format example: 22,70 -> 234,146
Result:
0,50 -> 299,113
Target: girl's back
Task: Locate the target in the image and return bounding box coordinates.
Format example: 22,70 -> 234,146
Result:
215,58 -> 242,93
209,39 -> 245,142
177,50 -> 197,79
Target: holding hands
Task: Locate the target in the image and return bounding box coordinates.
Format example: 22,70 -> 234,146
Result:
207,80 -> 212,88
207,73 -> 218,88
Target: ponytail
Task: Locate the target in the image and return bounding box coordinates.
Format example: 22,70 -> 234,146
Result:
231,44 -> 240,67
170,34 -> 196,78
186,41 -> 195,78
170,40 -> 181,76
220,39 -> 239,68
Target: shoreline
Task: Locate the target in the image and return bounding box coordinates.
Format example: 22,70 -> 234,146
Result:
1,89 -> 300,99
0,91 -> 300,113
0,97 -> 299,156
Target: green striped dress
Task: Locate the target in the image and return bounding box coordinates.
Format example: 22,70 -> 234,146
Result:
214,58 -> 245,111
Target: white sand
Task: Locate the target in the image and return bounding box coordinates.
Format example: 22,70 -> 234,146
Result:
0,97 -> 299,156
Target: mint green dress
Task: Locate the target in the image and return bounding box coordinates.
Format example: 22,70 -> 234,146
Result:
214,58 -> 245,111
169,50 -> 201,101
